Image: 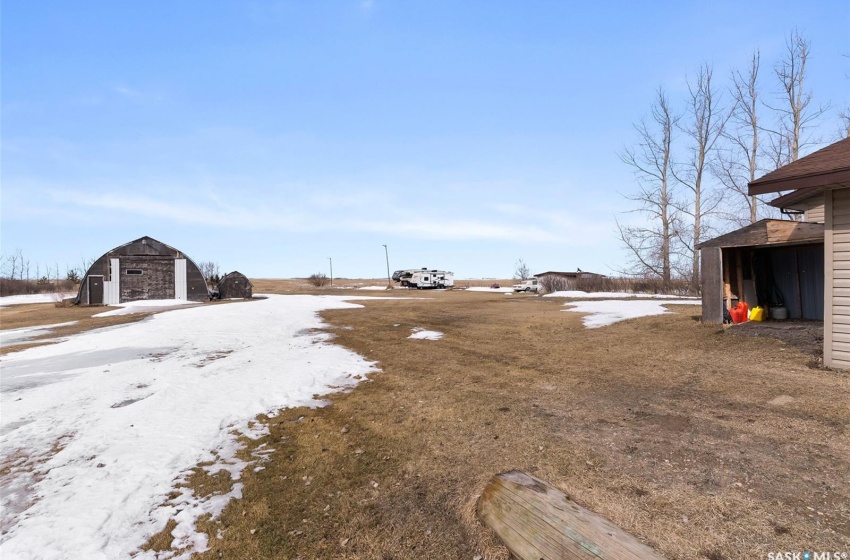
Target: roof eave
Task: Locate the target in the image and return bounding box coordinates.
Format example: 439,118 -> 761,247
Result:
748,169 -> 850,196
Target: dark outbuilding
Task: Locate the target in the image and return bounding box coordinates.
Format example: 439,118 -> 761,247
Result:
217,271 -> 253,299
76,236 -> 208,305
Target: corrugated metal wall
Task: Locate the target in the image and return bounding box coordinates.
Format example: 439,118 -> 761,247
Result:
767,245 -> 824,320
797,246 -> 824,320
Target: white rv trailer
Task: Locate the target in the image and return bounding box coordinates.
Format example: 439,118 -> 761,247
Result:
393,268 -> 454,289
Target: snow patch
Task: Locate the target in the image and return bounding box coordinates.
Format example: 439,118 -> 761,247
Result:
465,287 -> 514,293
564,299 -> 700,328
92,299 -> 201,317
408,328 -> 443,340
545,290 -> 697,300
0,293 -> 74,307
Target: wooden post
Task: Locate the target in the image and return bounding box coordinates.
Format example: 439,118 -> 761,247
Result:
735,250 -> 745,305
700,248 -> 724,324
723,250 -> 732,309
478,471 -> 667,560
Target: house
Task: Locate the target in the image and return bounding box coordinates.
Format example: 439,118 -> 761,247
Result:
217,271 -> 253,299
747,137 -> 850,368
76,236 -> 209,305
533,270 -> 605,282
533,270 -> 605,291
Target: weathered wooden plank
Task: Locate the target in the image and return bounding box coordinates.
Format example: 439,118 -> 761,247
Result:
478,470 -> 666,560
700,248 -> 723,324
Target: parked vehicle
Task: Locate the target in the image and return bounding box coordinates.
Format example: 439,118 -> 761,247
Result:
512,278 -> 539,292
394,268 -> 454,289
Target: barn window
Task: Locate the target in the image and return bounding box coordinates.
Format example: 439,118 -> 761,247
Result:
126,269 -> 143,275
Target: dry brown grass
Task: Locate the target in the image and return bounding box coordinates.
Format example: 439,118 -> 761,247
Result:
250,277 -> 516,294
179,287 -> 849,559
6,284 -> 848,558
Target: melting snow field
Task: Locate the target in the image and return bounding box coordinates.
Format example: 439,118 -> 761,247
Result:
0,322 -> 78,347
92,299 -> 201,317
0,295 -> 380,560
564,299 -> 701,328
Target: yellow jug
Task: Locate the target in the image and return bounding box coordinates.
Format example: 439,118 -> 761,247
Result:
749,306 -> 764,322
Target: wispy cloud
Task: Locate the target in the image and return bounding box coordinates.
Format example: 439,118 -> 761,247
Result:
3,175 -> 612,247
112,85 -> 163,104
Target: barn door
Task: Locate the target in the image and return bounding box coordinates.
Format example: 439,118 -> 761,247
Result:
88,276 -> 104,305
174,259 -> 187,300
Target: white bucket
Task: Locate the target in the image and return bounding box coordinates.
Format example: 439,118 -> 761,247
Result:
770,306 -> 788,320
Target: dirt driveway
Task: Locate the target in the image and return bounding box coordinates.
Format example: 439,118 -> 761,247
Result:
168,289 -> 849,560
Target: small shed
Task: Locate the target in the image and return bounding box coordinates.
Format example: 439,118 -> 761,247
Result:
217,271 -> 253,299
698,220 -> 824,324
76,236 -> 209,305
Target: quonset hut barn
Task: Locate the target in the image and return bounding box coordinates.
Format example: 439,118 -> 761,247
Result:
76,236 -> 209,305
217,271 -> 253,299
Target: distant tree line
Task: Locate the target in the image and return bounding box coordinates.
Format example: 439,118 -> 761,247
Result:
0,249 -> 87,297
618,30 -> 845,294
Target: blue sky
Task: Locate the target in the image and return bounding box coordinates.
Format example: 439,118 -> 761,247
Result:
2,1 -> 848,279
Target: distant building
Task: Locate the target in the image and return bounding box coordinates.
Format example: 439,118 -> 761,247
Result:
76,236 -> 208,305
533,270 -> 605,282
533,270 -> 606,292
217,271 -> 253,299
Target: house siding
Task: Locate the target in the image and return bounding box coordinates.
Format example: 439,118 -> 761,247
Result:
806,203 -> 825,223
827,188 -> 850,368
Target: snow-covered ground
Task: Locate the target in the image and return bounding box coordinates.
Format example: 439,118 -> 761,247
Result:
0,295 -> 380,560
92,299 -> 201,317
545,290 -> 698,300
563,299 -> 700,328
0,293 -> 75,308
465,286 -> 514,293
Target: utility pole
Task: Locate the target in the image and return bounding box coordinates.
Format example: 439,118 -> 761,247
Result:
328,257 -> 333,288
383,244 -> 391,289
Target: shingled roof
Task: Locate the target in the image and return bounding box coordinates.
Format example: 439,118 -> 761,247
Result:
748,137 -> 850,195
697,219 -> 823,249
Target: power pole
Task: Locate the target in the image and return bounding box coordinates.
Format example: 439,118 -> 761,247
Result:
383,244 -> 391,289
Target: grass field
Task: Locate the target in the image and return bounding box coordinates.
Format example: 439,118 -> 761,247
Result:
3,280 -> 848,559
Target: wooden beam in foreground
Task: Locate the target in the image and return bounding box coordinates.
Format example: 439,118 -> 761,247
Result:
478,470 -> 667,560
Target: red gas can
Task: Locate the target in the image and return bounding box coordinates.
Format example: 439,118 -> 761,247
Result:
730,302 -> 749,323
738,302 -> 749,322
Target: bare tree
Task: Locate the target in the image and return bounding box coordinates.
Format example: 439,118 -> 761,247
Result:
673,64 -> 729,292
2,250 -> 21,281
513,258 -> 531,280
713,51 -> 781,226
618,88 -> 681,286
838,106 -> 850,139
198,261 -> 221,288
765,30 -> 827,165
